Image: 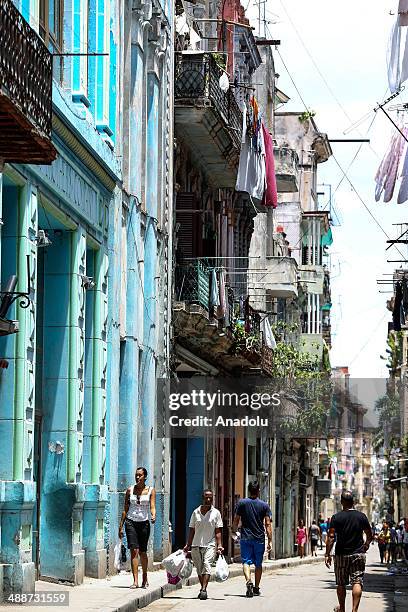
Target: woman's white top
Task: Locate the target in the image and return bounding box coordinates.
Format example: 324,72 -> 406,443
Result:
127,486 -> 152,522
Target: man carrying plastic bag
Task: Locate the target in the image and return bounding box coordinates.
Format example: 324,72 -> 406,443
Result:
184,489 -> 224,600
162,549 -> 193,585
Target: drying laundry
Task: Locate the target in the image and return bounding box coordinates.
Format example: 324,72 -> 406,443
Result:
375,127 -> 408,203
387,5 -> 408,93
261,316 -> 277,350
235,102 -> 266,201
210,269 -> 220,308
261,123 -> 278,208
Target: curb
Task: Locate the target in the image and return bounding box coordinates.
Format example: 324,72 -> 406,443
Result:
394,575 -> 408,612
99,555 -> 322,612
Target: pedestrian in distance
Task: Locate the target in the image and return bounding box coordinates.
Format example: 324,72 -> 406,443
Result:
296,519 -> 307,559
184,489 -> 224,601
325,490 -> 373,612
377,521 -> 391,564
390,523 -> 398,564
118,467 -> 156,588
403,519 -> 408,560
396,524 -> 404,560
319,518 -> 328,549
309,519 -> 321,557
232,480 -> 272,598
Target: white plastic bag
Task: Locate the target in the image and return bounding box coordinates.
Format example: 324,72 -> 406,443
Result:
162,549 -> 186,577
179,558 -> 193,580
219,72 -> 230,93
215,554 -> 229,582
114,541 -> 122,570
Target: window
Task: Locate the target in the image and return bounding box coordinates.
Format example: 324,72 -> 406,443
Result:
39,0 -> 63,50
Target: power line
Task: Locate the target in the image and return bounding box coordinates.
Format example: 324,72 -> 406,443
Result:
348,312 -> 388,366
277,0 -> 381,160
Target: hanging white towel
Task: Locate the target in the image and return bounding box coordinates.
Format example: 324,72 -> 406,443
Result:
210,270 -> 220,308
387,10 -> 408,93
235,103 -> 266,201
261,317 -> 277,350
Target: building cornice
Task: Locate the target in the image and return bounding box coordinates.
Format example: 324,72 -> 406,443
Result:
52,113 -> 119,193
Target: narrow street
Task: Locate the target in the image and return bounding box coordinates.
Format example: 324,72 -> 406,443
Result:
146,549 -> 394,612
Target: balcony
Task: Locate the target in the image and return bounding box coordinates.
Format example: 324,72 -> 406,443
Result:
0,0 -> 57,164
298,265 -> 325,295
273,146 -> 299,193
175,52 -> 242,188
173,262 -> 263,374
262,256 -> 298,298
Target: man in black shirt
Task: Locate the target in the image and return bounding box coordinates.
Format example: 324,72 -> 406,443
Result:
325,491 -> 373,612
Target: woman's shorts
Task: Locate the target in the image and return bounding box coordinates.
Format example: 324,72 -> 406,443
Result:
125,518 -> 150,552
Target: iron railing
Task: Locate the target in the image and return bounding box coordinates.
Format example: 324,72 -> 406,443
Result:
0,0 -> 53,136
175,262 -> 211,310
175,52 -> 242,147
273,146 -> 300,175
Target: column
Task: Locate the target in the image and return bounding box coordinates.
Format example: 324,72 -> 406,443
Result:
40,226 -> 85,584
138,57 -> 159,481
0,183 -> 37,595
83,248 -> 109,577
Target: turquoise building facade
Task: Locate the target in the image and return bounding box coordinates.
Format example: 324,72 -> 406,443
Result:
0,0 -> 173,597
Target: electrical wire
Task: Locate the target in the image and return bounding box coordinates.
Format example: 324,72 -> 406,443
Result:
348,312 -> 389,366
277,0 -> 381,160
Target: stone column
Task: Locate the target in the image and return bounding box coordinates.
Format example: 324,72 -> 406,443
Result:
40,226 -> 85,584
83,248 -> 109,578
0,183 -> 37,596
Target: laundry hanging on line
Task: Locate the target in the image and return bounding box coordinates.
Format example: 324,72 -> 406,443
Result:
374,125 -> 408,203
387,1 -> 408,94
235,96 -> 277,206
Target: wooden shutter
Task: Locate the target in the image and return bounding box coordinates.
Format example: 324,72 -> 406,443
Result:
175,192 -> 203,260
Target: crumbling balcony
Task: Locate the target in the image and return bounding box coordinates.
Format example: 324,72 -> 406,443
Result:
0,0 -> 57,164
262,256 -> 298,298
273,146 -> 299,193
173,262 -> 263,373
175,52 -> 242,188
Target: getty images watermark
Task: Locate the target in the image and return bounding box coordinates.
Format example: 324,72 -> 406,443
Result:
156,377 -> 392,439
168,389 -> 281,428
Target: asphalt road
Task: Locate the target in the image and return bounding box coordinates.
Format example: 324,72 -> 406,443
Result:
146,548 -> 394,612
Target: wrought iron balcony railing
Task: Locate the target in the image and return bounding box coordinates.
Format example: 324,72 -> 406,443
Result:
175,261 -> 211,310
0,0 -> 56,163
175,52 -> 242,147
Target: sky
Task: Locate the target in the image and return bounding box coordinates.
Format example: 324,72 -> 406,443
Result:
246,0 -> 408,377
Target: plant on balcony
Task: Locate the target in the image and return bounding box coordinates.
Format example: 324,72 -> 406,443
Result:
266,322 -> 332,437
230,321 -> 260,355
298,110 -> 316,123
211,52 -> 227,71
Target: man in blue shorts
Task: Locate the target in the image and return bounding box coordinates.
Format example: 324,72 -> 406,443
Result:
232,480 -> 272,597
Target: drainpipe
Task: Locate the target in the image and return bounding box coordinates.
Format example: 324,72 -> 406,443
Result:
91,250 -> 103,483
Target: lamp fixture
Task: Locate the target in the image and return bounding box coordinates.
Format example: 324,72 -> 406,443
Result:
35,230 -> 52,247
81,275 -> 96,290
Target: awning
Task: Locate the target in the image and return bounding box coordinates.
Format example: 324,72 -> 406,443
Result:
321,227 -> 333,247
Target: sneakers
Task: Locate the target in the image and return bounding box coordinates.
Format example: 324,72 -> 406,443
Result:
253,586 -> 260,596
246,581 -> 254,597
198,590 -> 208,600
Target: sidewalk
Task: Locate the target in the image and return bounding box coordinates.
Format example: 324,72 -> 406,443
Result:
391,565 -> 408,612
1,553 -> 324,612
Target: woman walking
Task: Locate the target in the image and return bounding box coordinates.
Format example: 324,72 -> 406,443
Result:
296,519 -> 307,559
119,467 -> 156,588
309,520 -> 321,557
377,521 -> 390,564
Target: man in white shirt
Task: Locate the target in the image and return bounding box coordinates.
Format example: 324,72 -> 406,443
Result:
184,489 -> 224,600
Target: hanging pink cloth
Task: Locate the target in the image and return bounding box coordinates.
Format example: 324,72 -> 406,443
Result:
400,0 -> 408,26
375,127 -> 408,202
261,123 -> 278,208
